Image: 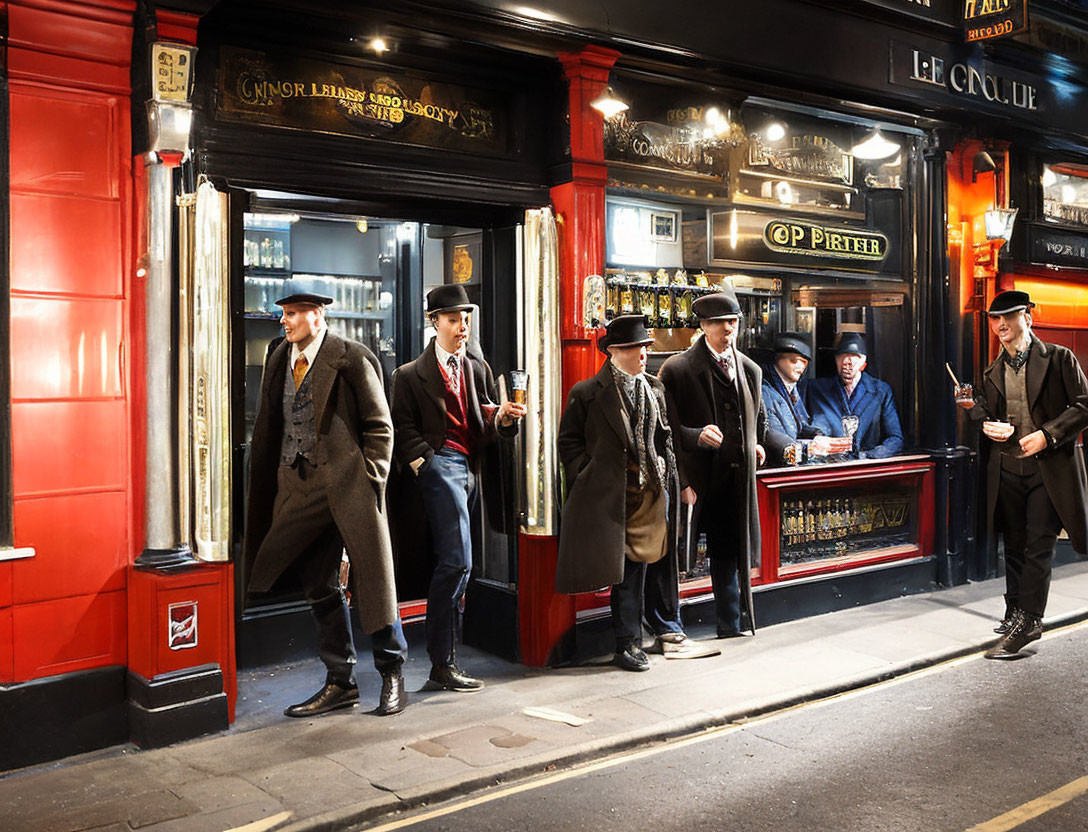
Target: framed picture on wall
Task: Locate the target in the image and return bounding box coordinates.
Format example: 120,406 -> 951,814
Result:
444,232 -> 483,286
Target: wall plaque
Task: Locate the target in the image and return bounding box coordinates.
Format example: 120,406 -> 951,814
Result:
764,219 -> 889,261
217,46 -> 510,155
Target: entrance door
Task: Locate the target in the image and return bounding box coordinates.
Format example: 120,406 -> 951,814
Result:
233,195 -> 522,666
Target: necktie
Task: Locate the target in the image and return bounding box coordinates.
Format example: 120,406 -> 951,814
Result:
293,355 -> 309,390
789,389 -> 799,404
446,354 -> 461,396
719,352 -> 735,382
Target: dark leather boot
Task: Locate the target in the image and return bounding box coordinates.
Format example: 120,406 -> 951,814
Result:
376,670 -> 407,715
427,664 -> 485,692
614,643 -> 650,672
994,606 -> 1019,635
985,611 -> 1043,659
284,680 -> 359,717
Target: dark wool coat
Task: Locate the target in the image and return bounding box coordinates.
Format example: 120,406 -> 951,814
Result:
389,340 -> 516,468
970,335 -> 1088,554
808,373 -> 904,459
762,368 -> 817,466
555,362 -> 680,594
244,333 -> 399,634
658,337 -> 765,629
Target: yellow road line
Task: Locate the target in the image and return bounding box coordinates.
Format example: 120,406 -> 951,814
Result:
966,774 -> 1088,832
363,617 -> 1088,832
226,810 -> 294,832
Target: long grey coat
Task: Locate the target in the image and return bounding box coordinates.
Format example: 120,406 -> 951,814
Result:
555,361 -> 680,594
245,333 -> 399,633
658,337 -> 765,630
972,335 -> 1088,554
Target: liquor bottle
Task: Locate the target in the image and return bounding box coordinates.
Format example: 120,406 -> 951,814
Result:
843,499 -> 854,538
273,238 -> 285,269
637,275 -> 657,325
620,274 -> 635,315
804,499 -> 816,543
605,272 -> 623,321
782,500 -> 794,548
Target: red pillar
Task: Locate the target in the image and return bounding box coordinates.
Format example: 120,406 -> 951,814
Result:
518,45 -> 617,667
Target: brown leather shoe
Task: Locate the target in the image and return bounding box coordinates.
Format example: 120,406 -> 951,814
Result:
284,681 -> 358,717
426,664 -> 485,692
985,612 -> 1042,659
375,671 -> 406,716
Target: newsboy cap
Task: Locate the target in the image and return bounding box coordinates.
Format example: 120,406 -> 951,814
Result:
598,314 -> 654,354
834,332 -> 868,356
426,284 -> 474,315
692,288 -> 742,320
275,280 -> 334,307
773,332 -> 812,362
987,290 -> 1035,316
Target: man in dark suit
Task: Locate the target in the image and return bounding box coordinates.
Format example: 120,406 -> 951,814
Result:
658,288 -> 766,638
246,285 -> 407,718
762,332 -> 832,466
555,316 -> 719,671
391,285 -> 525,691
960,290 -> 1088,659
808,332 -> 904,459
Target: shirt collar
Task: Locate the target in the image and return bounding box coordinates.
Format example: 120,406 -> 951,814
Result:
435,339 -> 466,370
290,326 -> 327,370
774,366 -> 796,394
704,338 -> 735,364
840,372 -> 863,398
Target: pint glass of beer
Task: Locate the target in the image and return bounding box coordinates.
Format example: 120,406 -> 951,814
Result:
509,370 -> 529,405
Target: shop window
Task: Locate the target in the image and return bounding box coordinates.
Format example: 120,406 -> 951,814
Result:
1042,163 -> 1088,227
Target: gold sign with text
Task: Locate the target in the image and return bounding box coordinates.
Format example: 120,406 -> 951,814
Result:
764,220 -> 889,261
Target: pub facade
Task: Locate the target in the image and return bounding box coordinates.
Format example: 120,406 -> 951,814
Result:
3,0 -> 1088,768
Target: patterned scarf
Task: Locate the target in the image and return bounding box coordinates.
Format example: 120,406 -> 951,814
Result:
611,363 -> 676,491
1004,340 -> 1031,372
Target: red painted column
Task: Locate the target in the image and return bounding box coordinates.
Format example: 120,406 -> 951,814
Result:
518,46 -> 617,667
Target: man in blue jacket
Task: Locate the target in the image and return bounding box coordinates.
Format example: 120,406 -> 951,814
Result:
809,332 -> 903,459
762,332 -> 831,466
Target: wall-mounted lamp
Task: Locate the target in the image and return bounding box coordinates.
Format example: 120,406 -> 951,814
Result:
984,207 -> 1018,242
589,87 -> 629,120
356,218 -> 369,234
851,130 -> 900,160
972,150 -> 997,182
368,37 -> 389,54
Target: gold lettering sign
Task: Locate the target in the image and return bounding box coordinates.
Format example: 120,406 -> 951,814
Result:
152,42 -> 195,103
763,220 -> 889,261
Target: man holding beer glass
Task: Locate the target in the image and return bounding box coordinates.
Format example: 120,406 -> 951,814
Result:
959,290 -> 1088,659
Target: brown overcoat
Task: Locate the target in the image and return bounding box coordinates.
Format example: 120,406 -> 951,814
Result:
244,333 -> 399,634
555,362 -> 680,594
971,335 -> 1088,554
658,337 -> 765,630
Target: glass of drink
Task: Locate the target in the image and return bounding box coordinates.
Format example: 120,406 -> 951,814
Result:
954,382 -> 974,408
509,370 -> 529,405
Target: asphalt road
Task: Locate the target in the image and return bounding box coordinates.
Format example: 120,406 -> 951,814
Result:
363,624 -> 1088,832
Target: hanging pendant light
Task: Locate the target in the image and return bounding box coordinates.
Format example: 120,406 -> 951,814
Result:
851,130 -> 901,160
589,86 -> 629,120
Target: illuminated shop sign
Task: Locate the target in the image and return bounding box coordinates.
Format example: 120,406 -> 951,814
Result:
217,46 -> 509,154
892,42 -> 1041,112
962,0 -> 1028,43
763,220 -> 889,261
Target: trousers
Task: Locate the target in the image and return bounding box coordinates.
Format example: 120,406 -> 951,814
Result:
252,461 -> 407,683
610,553 -> 684,649
418,447 -> 478,668
701,466 -> 744,635
997,466 -> 1063,618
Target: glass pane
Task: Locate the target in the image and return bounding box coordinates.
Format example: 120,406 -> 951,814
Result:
1043,163 -> 1088,227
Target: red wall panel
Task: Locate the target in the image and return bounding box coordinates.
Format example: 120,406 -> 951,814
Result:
0,607 -> 13,683
10,192 -> 123,296
9,88 -> 120,198
12,590 -> 126,681
10,400 -> 127,497
13,492 -> 128,604
0,562 -> 11,607
9,3 -> 134,66
9,296 -> 124,399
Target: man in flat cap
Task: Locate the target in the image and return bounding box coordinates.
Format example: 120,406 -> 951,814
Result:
391,285 -> 525,691
659,288 -> 766,638
556,316 -> 719,670
809,332 -> 903,459
959,290 -> 1088,659
761,332 -> 833,466
246,283 -> 408,718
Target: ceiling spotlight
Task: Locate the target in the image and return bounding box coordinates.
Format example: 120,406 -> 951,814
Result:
852,130 -> 901,160
764,122 -> 786,142
356,218 -> 369,234
368,37 -> 388,54
589,87 -> 629,120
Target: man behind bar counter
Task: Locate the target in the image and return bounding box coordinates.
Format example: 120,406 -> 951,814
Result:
960,290 -> 1088,659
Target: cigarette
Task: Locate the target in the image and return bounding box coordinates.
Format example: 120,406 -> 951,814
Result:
945,363 -> 961,388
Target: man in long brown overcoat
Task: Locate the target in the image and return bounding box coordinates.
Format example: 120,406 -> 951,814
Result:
246,285 -> 407,716
556,316 -> 717,670
658,289 -> 766,638
961,290 -> 1088,659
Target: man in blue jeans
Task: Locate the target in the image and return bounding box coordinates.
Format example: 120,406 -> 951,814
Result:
391,285 -> 525,691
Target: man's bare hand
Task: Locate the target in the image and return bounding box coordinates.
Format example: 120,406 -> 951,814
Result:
808,435 -> 833,456
982,421 -> 1015,442
698,425 -> 723,448
755,444 -> 766,466
1019,430 -> 1048,456
498,400 -> 527,426
681,486 -> 698,506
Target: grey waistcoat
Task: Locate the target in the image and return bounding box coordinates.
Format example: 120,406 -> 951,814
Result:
281,363 -> 318,466
1002,361 -> 1038,474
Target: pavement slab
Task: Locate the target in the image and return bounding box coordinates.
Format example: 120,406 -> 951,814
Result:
5,564 -> 1088,832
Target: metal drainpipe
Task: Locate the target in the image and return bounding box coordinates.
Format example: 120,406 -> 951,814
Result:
135,156 -> 195,570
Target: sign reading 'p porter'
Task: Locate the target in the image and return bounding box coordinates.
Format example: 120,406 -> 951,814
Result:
763,220 -> 889,261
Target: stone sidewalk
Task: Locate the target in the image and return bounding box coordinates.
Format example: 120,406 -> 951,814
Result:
5,562 -> 1088,832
